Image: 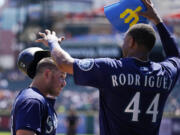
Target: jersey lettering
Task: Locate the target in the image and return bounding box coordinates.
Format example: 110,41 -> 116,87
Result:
125,92 -> 160,122
146,94 -> 160,122
125,92 -> 141,121
111,73 -> 172,90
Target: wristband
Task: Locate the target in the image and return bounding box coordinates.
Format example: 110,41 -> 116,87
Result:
48,40 -> 59,51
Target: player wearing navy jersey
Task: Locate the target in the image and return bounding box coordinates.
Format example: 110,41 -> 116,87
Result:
36,0 -> 180,135
11,48 -> 66,135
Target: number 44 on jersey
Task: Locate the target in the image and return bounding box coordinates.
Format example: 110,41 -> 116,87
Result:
125,92 -> 160,122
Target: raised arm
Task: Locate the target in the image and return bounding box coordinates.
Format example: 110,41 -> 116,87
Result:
138,0 -> 180,58
36,30 -> 74,74
156,23 -> 180,58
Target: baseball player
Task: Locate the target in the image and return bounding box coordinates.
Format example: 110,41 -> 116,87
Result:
36,0 -> 180,135
11,47 -> 66,135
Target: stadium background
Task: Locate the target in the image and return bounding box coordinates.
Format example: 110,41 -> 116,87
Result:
0,0 -> 180,135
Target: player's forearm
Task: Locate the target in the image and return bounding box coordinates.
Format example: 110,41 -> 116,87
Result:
48,41 -> 74,74
156,22 -> 180,57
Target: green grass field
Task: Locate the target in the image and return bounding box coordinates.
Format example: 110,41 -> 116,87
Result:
0,132 -> 93,135
0,132 -> 10,135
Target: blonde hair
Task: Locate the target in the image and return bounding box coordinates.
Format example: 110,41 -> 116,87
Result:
35,57 -> 58,76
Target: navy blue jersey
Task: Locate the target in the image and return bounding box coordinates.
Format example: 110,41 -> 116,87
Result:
11,87 -> 57,135
73,57 -> 180,135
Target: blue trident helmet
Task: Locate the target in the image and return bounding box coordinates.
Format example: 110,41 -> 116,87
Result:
17,47 -> 50,79
104,0 -> 148,32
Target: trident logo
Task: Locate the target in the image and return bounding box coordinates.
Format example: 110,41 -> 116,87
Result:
120,6 -> 142,27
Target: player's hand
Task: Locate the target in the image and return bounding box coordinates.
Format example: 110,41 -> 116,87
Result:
137,0 -> 162,25
35,29 -> 65,46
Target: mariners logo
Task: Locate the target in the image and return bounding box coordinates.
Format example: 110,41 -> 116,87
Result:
46,114 -> 57,134
120,6 -> 142,27
78,59 -> 94,71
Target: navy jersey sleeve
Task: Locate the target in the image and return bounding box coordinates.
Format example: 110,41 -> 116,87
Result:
160,57 -> 180,82
15,99 -> 44,133
73,58 -> 120,88
156,23 -> 180,57
157,23 -> 180,82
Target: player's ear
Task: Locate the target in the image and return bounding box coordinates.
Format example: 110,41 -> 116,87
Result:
44,69 -> 52,81
128,36 -> 135,49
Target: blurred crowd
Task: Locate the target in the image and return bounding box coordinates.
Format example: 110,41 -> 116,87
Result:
0,88 -> 99,114
0,0 -> 180,117
0,74 -> 180,116
59,89 -> 99,111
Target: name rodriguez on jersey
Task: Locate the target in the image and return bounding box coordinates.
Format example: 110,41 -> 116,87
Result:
111,73 -> 173,90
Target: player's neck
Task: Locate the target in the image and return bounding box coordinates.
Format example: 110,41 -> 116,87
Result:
30,77 -> 48,97
126,44 -> 150,61
127,53 -> 149,62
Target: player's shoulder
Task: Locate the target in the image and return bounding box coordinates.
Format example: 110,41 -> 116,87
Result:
160,57 -> 180,69
16,87 -> 46,105
75,58 -> 122,69
94,57 -> 137,69
95,57 -> 123,66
